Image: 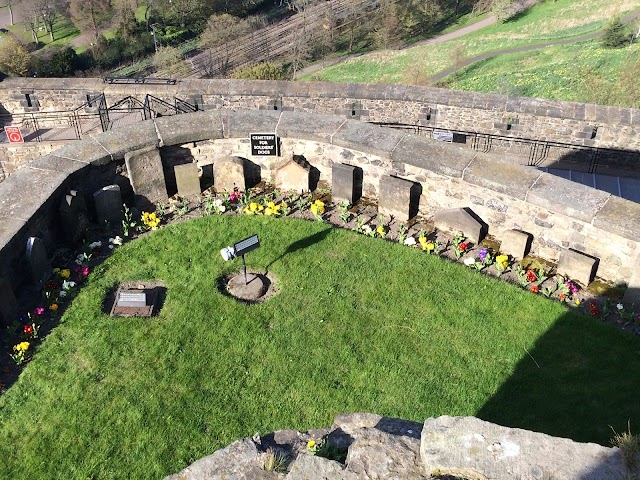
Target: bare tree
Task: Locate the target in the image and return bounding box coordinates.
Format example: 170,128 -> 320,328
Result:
199,13 -> 250,76
69,0 -> 113,41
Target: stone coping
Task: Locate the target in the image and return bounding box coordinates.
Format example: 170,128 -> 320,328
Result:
1,110 -> 639,281
1,77 -> 638,126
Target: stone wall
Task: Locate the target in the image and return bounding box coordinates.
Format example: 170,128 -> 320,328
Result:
0,110 -> 639,314
0,78 -> 639,177
164,412 -> 629,480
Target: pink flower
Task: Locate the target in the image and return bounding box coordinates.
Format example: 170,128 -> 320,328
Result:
33,307 -> 45,316
81,266 -> 89,277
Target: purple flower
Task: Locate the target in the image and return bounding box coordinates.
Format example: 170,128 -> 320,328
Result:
565,281 -> 579,294
478,248 -> 488,262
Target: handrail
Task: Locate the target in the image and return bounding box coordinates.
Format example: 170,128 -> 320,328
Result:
103,76 -> 177,85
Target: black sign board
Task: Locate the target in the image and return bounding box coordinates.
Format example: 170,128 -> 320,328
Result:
234,234 -> 260,256
250,133 -> 279,156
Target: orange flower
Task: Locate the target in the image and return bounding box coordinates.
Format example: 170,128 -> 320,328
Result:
49,304 -> 59,311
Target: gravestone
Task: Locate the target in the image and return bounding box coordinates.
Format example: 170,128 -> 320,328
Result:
59,190 -> 89,245
378,175 -> 421,221
174,163 -> 201,197
275,156 -> 311,193
124,146 -> 168,203
499,229 -> 532,259
110,286 -> 160,317
332,163 -> 362,205
0,277 -> 17,326
93,185 -> 124,226
434,208 -> 486,244
26,237 -> 50,287
214,156 -> 245,192
557,249 -> 598,286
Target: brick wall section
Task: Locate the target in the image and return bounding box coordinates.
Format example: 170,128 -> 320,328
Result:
0,110 -> 638,303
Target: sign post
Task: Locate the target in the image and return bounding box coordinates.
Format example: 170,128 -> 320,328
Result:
4,126 -> 24,144
250,133 -> 279,157
232,234 -> 261,285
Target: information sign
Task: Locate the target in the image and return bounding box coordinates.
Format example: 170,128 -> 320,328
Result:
250,133 -> 279,156
4,126 -> 24,143
432,130 -> 454,143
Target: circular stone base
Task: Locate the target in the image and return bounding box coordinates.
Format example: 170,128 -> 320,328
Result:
224,271 -> 274,303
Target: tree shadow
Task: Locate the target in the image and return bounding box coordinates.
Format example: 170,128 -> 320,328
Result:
265,228 -> 332,271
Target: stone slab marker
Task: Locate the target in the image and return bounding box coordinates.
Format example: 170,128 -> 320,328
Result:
499,229 -> 532,259
434,208 -> 486,244
275,156 -> 311,193
378,175 -> 421,221
93,185 -> 124,226
0,277 -> 18,326
557,249 -> 598,286
332,163 -> 362,205
420,416 -> 625,480
59,190 -> 89,245
174,163 -> 201,197
26,237 -> 50,287
124,146 -> 168,203
214,156 -> 245,192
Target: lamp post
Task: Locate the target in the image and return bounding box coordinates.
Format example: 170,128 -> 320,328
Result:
150,23 -> 159,52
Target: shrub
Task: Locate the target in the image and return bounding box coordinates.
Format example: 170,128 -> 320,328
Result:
602,18 -> 629,48
230,62 -> 287,80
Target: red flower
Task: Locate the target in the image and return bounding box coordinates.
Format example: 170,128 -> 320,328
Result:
590,308 -> 600,317
23,325 -> 34,335
559,294 -> 566,301
529,285 -> 539,294
525,270 -> 537,282
458,242 -> 468,251
588,302 -> 597,310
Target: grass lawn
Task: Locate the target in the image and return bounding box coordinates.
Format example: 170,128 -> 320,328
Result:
6,17 -> 80,50
300,0 -> 640,104
0,215 -> 639,479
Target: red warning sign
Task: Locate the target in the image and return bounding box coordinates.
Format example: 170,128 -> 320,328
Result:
4,126 -> 24,143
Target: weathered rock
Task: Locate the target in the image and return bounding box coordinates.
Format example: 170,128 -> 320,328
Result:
163,438 -> 262,480
332,163 -> 362,205
499,229 -> 532,259
25,236 -> 49,287
214,156 -> 245,192
93,185 -> 124,226
286,454 -> 359,480
275,156 -> 311,193
59,190 -> 89,245
174,163 -> 201,197
434,208 -> 486,244
557,249 -> 599,286
420,416 -> 625,480
124,146 -> 168,203
378,175 -> 421,221
0,277 -> 17,326
345,427 -> 427,479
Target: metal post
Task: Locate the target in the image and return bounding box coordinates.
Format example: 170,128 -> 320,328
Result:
151,24 -> 159,52
242,254 -> 248,285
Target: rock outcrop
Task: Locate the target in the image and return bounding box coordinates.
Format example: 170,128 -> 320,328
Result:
164,413 -> 628,480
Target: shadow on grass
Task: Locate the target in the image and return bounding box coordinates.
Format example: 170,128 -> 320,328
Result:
475,310 -> 640,446
265,227 -> 332,271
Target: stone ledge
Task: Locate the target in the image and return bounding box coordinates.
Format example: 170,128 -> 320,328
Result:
0,166 -> 68,221
46,139 -> 112,165
276,111 -> 345,143
222,109 -> 281,139
332,120 -> 405,158
592,195 -> 640,241
463,154 -> 541,201
391,135 -> 473,178
89,121 -> 159,160
526,173 -> 610,223
155,110 -> 224,147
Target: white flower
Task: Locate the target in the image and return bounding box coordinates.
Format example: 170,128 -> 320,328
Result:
59,290 -> 67,298
109,245 -> 114,249
616,303 -> 624,311
109,236 -> 123,246
62,280 -> 76,290
404,237 -> 416,246
361,225 -> 372,234
75,254 -> 85,265
219,205 -> 226,213
88,241 -> 102,249
463,257 -> 476,266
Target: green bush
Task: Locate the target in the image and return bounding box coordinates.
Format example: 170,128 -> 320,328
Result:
602,18 -> 629,48
230,62 -> 287,80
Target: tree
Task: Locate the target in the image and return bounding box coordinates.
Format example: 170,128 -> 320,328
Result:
69,0 -> 113,41
0,36 -> 31,76
492,0 -> 514,23
199,13 -> 249,75
601,17 -> 629,48
155,0 -> 208,29
152,45 -> 190,76
372,0 -> 402,49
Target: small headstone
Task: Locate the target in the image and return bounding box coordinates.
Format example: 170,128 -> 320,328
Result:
25,237 -> 50,287
110,288 -> 158,317
124,146 -> 168,203
174,163 -> 201,197
59,190 -> 89,244
557,249 -> 598,286
93,185 -> 124,226
0,277 -> 18,327
275,155 -> 311,193
332,163 -> 362,205
499,229 -> 532,259
433,207 -> 486,244
214,156 -> 245,192
378,175 -> 421,221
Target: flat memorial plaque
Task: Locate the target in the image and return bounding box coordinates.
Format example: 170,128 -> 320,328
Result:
111,287 -> 160,317
117,291 -> 147,307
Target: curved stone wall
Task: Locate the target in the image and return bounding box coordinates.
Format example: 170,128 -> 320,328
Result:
0,110 -> 639,316
1,78 -> 639,179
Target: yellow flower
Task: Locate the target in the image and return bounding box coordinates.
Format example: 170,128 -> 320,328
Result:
49,304 -> 59,311
53,268 -> 60,274
376,226 -> 385,237
59,269 -> 71,279
13,342 -> 29,353
425,242 -> 435,252
142,212 -> 161,229
307,440 -> 316,448
496,255 -> 509,269
264,201 -> 281,217
310,200 -> 325,216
